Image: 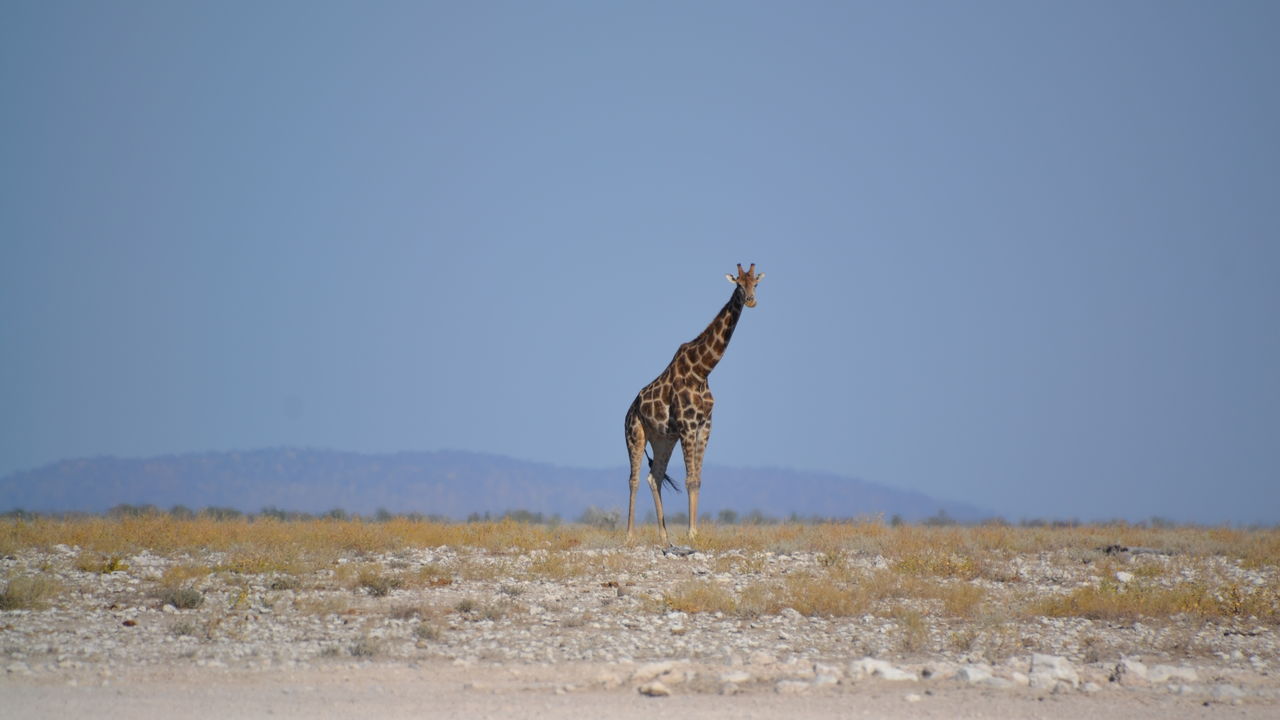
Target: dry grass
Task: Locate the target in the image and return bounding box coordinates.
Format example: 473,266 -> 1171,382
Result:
781,572 -> 871,617
1031,578 -> 1280,623
156,585 -> 205,609
453,596 -> 515,621
74,552 -> 130,574
355,566 -> 403,597
160,564 -> 214,587
890,606 -> 929,653
0,515 -> 600,557
893,550 -> 984,580
0,575 -> 62,610
3,516 -> 1277,631
3,515 -> 1275,562
663,579 -> 739,615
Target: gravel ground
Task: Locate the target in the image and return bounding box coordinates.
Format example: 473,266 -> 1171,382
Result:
3,541 -> 1277,718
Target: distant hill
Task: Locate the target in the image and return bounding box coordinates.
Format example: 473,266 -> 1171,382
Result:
0,448 -> 992,522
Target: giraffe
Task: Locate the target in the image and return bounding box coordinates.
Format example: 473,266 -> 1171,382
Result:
625,263 -> 764,545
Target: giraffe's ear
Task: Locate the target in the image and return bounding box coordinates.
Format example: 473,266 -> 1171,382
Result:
755,272 -> 765,282
725,274 -> 737,284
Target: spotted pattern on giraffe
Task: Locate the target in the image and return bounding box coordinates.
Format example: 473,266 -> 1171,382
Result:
624,263 -> 764,546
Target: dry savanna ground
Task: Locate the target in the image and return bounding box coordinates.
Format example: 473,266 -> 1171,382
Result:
2,516 -> 1278,718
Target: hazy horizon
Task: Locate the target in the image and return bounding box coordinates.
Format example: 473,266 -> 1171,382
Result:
3,2 -> 1278,526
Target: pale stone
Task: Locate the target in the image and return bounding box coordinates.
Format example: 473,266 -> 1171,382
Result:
1148,665 -> 1198,684
638,681 -> 670,697
1211,684 -> 1245,701
813,662 -> 843,680
775,679 -> 810,694
850,657 -> 917,682
1115,571 -> 1135,583
1029,654 -> 1079,690
957,664 -> 993,684
1114,658 -> 1149,686
749,651 -> 776,666
632,661 -> 676,682
719,670 -> 753,685
922,663 -> 958,681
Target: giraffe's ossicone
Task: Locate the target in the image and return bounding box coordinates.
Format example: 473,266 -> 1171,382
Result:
625,263 -> 764,546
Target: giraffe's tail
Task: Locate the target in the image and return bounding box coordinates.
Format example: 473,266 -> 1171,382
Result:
646,450 -> 681,493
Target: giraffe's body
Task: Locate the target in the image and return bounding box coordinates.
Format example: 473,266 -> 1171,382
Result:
625,264 -> 763,545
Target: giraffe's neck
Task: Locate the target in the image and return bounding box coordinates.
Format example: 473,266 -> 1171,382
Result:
677,286 -> 746,379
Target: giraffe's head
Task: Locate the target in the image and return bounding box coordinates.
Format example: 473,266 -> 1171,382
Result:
725,263 -> 765,307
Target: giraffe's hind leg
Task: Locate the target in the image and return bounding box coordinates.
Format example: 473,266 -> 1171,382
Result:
646,435 -> 677,546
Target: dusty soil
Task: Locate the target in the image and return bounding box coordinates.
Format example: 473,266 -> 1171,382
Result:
2,661 -> 1275,720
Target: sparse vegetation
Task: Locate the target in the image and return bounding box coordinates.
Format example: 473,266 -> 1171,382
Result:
1,513 -> 1276,677
157,585 -> 205,609
74,552 -> 130,574
1032,577 -> 1280,623
413,622 -> 442,641
349,637 -> 381,657
356,566 -> 403,597
890,606 -> 929,653
0,575 -> 61,610
453,596 -> 512,621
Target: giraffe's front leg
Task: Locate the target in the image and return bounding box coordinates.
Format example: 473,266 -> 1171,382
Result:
682,419 -> 712,543
625,410 -> 646,543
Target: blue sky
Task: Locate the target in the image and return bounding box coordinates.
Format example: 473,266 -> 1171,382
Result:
2,1 -> 1277,524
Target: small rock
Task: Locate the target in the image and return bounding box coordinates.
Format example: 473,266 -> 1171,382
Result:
850,657 -> 917,682
1148,665 -> 1197,684
632,661 -> 676,683
1210,684 -> 1245,701
1113,658 -> 1149,686
813,663 -> 843,681
749,651 -> 776,666
904,693 -> 923,703
1029,654 -> 1079,690
595,671 -> 623,690
663,670 -> 692,686
1082,682 -> 1102,693
779,607 -> 802,621
719,670 -> 753,685
1115,571 -> 1135,583
782,658 -> 815,679
775,680 -> 810,694
638,681 -> 670,697
922,663 -> 957,681
813,674 -> 840,687
957,665 -> 993,684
